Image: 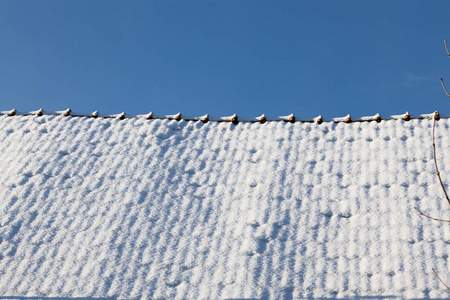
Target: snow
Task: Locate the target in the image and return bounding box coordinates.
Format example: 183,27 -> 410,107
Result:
1,115 -> 450,299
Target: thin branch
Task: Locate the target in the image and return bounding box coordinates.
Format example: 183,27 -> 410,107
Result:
419,39 -> 450,295
441,78 -> 450,98
432,116 -> 450,206
414,207 -> 450,223
445,39 -> 450,57
433,268 -> 450,291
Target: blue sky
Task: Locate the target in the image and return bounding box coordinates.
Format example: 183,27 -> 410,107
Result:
1,1 -> 450,119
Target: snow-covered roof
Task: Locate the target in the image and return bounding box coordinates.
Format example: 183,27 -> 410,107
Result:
1,113 -> 450,299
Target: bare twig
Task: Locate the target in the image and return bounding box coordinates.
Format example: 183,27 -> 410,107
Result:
441,78 -> 450,98
416,39 -> 450,295
445,39 -> 450,57
414,207 -> 450,223
433,268 -> 450,291
432,116 -> 450,206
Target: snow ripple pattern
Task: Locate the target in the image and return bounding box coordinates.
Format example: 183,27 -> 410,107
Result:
0,115 -> 449,299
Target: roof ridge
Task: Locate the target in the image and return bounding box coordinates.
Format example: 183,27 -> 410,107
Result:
0,109 -> 443,124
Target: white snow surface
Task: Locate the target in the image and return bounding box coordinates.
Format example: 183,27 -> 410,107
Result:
1,115 -> 450,299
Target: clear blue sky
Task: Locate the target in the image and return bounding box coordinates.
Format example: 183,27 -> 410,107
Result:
1,0 -> 450,119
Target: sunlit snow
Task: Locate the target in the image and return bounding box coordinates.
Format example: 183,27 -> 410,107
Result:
1,115 -> 450,299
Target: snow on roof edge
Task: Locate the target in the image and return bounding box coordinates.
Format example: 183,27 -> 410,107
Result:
0,109 -> 442,124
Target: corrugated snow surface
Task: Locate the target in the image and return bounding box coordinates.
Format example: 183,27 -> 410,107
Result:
1,115 -> 450,299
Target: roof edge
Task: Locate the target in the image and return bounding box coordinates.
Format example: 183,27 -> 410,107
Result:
0,109 -> 443,124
